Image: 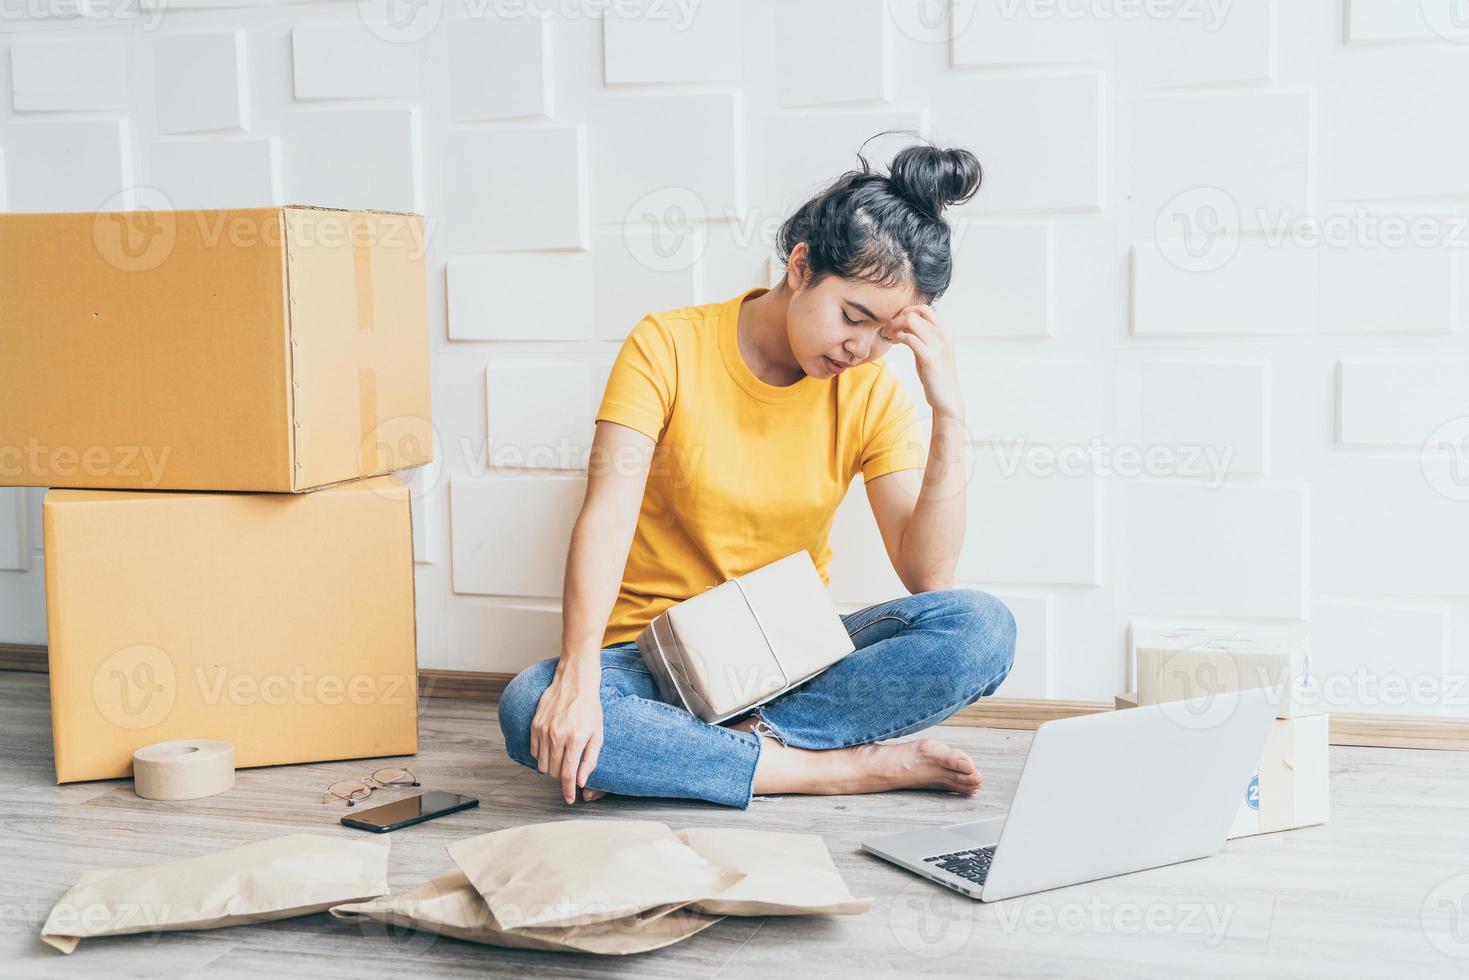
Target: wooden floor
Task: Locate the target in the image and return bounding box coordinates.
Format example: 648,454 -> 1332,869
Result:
5,670 -> 1467,979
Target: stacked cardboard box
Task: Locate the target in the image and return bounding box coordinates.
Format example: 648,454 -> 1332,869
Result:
0,206 -> 431,782
1117,626 -> 1328,839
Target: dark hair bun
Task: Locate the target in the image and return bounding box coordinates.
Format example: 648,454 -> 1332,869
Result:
886,143 -> 983,218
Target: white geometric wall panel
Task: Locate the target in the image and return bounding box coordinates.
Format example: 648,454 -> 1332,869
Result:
442,126 -> 588,252
485,360 -> 612,471
955,448 -> 1101,587
1129,90 -> 1311,239
604,0 -> 741,85
1143,0 -> 1275,88
1132,241 -> 1315,335
291,22 -> 421,100
940,222 -> 1052,339
937,72 -> 1104,213
449,15 -> 553,120
450,475 -> 586,598
592,227 -> 702,342
1338,359 -> 1469,448
153,32 -> 248,134
989,592 -> 1052,699
764,111 -> 927,212
1316,458 -> 1469,599
1135,361 -> 1269,476
1124,483 -> 1306,620
1311,601 -> 1450,716
1323,52 -> 1469,201
776,0 -> 889,107
281,108 -> 421,212
11,35 -> 127,112
589,92 -> 744,223
4,120 -> 131,212
150,139 -> 279,210
447,254 -> 595,341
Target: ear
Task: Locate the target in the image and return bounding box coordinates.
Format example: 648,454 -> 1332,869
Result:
786,241 -> 812,291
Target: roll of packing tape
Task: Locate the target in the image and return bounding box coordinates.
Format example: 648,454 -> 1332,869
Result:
132,739 -> 236,801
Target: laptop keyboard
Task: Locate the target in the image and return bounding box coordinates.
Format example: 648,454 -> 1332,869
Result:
924,846 -> 996,885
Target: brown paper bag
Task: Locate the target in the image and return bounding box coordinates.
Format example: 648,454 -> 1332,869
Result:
446,819 -> 743,931
675,827 -> 873,916
331,870 -> 725,954
41,833 -> 390,953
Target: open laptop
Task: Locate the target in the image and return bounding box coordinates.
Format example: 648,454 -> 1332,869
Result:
862,685 -> 1280,902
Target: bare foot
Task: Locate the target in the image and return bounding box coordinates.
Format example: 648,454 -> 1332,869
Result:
580,787 -> 606,801
834,739 -> 983,797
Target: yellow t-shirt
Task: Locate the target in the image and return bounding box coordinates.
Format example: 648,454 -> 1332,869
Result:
594,285 -> 929,648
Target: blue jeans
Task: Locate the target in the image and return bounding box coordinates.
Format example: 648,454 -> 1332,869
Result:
497,588 -> 1017,810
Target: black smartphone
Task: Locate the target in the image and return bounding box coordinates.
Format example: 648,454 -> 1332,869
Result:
340,790 -> 480,833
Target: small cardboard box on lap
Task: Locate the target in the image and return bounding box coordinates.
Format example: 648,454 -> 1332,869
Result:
636,550 -> 855,725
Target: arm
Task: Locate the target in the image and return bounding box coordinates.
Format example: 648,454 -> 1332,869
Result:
866,410 -> 966,592
531,419 -> 655,804
865,303 -> 967,593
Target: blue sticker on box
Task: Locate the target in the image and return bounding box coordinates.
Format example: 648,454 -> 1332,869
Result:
1245,774 -> 1260,811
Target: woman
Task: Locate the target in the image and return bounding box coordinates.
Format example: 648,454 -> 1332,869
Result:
498,137 -> 1017,809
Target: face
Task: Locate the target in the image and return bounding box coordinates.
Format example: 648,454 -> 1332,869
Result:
782,245 -> 920,379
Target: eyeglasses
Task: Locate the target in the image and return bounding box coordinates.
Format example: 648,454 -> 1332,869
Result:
321,767 -> 420,806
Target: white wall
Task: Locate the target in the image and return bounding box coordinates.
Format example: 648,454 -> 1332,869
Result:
1,0 -> 1467,717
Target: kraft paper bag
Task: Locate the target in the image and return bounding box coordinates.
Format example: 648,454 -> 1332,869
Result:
675,827 -> 873,916
331,870 -> 725,955
446,819 -> 743,931
41,833 -> 390,954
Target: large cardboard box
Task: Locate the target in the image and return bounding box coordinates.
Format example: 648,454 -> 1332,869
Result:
636,550 -> 855,724
0,206 -> 431,492
1113,692 -> 1328,838
1134,626 -> 1312,718
43,475 -> 418,782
